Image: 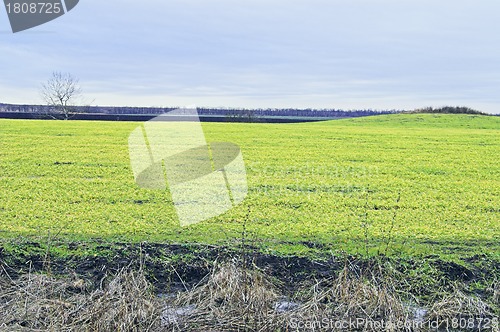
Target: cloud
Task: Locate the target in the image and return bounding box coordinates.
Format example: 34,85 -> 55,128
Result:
1,0 -> 500,113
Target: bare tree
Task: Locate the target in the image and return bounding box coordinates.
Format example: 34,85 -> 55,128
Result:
40,72 -> 82,120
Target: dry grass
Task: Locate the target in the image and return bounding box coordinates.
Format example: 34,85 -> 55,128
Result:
489,279 -> 500,306
426,288 -> 495,328
166,263 -> 416,331
1,261 -> 498,331
170,263 -> 283,331
286,264 -> 411,332
0,266 -> 162,331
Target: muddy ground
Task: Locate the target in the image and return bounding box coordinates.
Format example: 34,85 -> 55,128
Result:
1,241 -> 498,298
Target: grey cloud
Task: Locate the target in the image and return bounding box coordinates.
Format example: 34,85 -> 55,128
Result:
1,0 -> 500,113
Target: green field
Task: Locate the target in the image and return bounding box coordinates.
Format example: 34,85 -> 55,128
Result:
0,114 -> 499,260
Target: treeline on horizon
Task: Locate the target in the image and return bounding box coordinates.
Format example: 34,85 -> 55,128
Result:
408,106 -> 488,115
0,103 -> 400,118
0,103 -> 493,117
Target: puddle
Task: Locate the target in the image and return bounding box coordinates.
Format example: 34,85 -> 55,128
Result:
274,298 -> 301,313
161,304 -> 196,326
413,307 -> 428,323
406,304 -> 428,323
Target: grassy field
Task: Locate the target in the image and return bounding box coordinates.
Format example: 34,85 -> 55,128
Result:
0,113 -> 498,260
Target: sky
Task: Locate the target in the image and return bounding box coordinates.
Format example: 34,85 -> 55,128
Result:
1,0 -> 500,113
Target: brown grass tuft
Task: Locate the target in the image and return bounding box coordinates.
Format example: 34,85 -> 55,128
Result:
426,288 -> 495,328
170,263 -> 282,331
288,265 -> 411,331
74,268 -> 161,331
0,267 -> 163,331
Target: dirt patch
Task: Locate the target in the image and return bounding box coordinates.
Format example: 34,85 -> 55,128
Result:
1,241 -> 498,293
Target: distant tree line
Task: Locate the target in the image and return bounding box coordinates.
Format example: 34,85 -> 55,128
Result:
0,103 -> 400,118
0,104 -> 42,113
2,103 -> 495,118
197,107 -> 399,118
409,106 -> 488,115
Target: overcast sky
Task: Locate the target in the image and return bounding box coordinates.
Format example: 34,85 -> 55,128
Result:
1,0 -> 500,113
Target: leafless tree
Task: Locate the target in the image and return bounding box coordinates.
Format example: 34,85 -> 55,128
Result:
40,72 -> 82,120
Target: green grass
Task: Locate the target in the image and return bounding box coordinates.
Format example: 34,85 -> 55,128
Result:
0,114 -> 498,260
